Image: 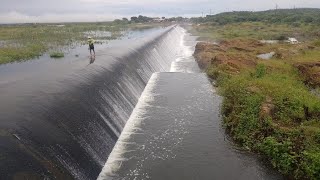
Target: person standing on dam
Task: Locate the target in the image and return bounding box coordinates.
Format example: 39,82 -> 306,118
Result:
88,36 -> 95,56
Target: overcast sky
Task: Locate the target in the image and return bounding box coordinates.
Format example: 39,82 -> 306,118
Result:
1,0 -> 320,23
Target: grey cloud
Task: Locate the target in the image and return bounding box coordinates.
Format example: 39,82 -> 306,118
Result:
1,0 -> 320,23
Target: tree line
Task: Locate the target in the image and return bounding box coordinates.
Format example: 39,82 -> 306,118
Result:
113,15 -> 188,24
191,8 -> 320,25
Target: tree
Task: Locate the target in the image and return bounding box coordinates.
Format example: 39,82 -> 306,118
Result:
131,16 -> 138,23
113,19 -> 122,24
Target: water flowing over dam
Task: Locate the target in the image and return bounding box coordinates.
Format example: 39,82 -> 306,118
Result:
98,27 -> 282,180
0,25 -> 281,179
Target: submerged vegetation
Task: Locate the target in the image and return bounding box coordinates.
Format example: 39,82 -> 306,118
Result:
0,22 -> 128,64
50,52 -> 64,58
191,9 -> 320,179
0,16 -> 177,65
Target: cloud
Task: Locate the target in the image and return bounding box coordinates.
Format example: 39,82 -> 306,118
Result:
1,0 -> 320,23
0,11 -> 120,24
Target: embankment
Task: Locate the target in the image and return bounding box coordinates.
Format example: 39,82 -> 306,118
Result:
193,38 -> 320,179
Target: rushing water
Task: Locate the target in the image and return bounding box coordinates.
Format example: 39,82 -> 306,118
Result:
0,25 -> 281,180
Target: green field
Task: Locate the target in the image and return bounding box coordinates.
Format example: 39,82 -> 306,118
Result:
191,9 -> 320,179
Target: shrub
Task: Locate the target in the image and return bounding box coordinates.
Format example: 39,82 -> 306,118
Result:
302,151 -> 320,179
258,137 -> 296,174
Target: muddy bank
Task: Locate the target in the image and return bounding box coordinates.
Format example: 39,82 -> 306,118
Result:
193,39 -> 260,71
194,39 -> 320,89
295,62 -> 320,88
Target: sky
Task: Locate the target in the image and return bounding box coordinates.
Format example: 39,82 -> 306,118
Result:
1,0 -> 320,23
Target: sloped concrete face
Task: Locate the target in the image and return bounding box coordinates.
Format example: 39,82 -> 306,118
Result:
98,72 -> 282,180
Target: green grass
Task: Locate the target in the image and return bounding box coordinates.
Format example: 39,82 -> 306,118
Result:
0,44 -> 46,64
191,22 -> 320,42
220,66 -> 320,179
50,52 -> 64,58
192,22 -> 320,179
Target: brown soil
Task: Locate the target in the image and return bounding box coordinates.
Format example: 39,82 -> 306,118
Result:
260,96 -> 275,119
194,39 -> 259,71
193,42 -> 225,69
295,62 -> 320,87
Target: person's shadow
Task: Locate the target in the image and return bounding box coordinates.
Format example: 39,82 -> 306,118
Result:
89,56 -> 96,64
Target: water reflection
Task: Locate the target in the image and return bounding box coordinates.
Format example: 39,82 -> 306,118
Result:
89,56 -> 96,64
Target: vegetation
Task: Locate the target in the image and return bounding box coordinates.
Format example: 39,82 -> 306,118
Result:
191,9 -> 320,179
0,17 -> 177,65
189,22 -> 320,42
191,8 -> 320,25
0,22 -> 127,64
50,52 -> 64,58
130,15 -> 153,23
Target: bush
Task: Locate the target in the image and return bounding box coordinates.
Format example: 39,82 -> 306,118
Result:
258,137 -> 296,174
302,151 -> 320,179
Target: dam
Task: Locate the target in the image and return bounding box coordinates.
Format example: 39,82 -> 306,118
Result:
0,25 -> 281,179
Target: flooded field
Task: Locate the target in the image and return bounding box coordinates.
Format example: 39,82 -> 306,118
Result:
0,23 -> 167,65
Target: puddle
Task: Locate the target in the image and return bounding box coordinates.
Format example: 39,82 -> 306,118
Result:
257,52 -> 275,60
260,40 -> 279,44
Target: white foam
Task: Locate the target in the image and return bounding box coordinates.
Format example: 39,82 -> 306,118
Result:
97,73 -> 160,180
170,26 -> 198,73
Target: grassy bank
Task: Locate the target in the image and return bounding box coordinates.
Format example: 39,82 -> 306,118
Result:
191,22 -> 320,179
189,22 -> 320,42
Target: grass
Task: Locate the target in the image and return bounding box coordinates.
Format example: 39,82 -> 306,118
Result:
0,22 -> 129,64
191,22 -> 320,179
0,22 -> 171,65
50,52 -> 64,58
0,44 -> 46,63
220,60 -> 320,179
190,22 -> 320,42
